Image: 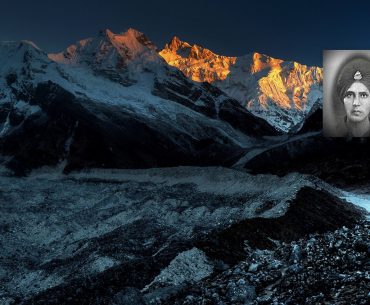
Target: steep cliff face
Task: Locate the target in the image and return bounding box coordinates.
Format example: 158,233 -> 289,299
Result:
160,37 -> 323,132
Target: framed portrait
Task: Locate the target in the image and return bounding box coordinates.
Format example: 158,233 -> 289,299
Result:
324,50 -> 370,137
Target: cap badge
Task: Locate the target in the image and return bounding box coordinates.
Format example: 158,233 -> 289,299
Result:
354,71 -> 362,80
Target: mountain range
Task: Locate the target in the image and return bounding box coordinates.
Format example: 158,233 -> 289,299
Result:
0,28 -> 322,174
160,36 -> 323,132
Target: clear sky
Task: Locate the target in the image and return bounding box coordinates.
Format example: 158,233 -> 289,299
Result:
2,0 -> 370,66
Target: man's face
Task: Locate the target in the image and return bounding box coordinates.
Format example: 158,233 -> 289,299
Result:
343,82 -> 370,123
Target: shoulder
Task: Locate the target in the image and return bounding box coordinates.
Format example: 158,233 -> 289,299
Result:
364,127 -> 370,137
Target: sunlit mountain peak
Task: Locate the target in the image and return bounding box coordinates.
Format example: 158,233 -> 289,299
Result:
48,28 -> 159,69
159,37 -> 323,132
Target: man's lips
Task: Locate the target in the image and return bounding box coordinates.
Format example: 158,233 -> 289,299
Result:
351,110 -> 363,115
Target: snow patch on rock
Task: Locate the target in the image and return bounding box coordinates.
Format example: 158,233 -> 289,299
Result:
146,248 -> 213,288
88,255 -> 119,274
341,192 -> 370,213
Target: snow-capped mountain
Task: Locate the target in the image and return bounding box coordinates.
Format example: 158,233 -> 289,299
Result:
49,28 -> 161,86
160,36 -> 323,132
0,29 -> 275,174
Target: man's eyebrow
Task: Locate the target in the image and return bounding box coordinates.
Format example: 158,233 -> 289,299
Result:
346,91 -> 355,94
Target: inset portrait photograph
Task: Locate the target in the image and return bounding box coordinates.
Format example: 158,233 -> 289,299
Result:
324,51 -> 370,137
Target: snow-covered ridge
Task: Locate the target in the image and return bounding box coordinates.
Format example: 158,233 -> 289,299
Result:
48,28 -> 162,75
160,36 -> 323,132
0,40 -> 49,76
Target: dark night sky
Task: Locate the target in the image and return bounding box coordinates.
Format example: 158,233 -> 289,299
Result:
1,0 -> 370,66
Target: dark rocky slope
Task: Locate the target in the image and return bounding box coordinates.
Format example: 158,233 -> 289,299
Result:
245,134 -> 370,188
0,168 -> 365,305
1,82 -> 247,175
165,221 -> 369,305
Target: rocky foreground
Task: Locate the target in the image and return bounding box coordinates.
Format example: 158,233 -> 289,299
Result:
161,221 -> 369,305
0,167 -> 367,305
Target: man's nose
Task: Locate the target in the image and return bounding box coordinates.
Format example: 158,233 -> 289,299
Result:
353,95 -> 361,106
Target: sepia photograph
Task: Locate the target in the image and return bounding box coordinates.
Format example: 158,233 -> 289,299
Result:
324,50 -> 370,137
